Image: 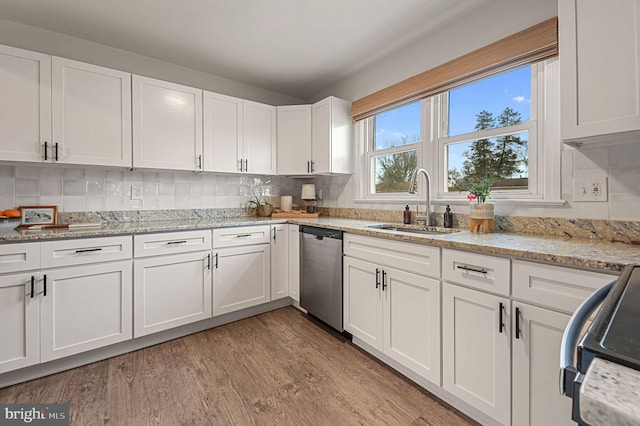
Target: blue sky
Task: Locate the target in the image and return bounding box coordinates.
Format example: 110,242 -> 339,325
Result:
374,65 -> 531,149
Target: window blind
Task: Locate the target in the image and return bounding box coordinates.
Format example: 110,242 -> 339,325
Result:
350,17 -> 558,121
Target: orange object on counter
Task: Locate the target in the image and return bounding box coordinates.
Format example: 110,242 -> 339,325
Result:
1,209 -> 20,218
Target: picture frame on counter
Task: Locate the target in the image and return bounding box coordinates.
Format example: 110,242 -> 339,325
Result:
19,205 -> 58,226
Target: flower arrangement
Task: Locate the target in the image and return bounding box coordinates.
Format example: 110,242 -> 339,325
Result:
467,177 -> 492,203
246,194 -> 273,217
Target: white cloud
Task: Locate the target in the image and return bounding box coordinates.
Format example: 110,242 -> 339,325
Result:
513,96 -> 526,103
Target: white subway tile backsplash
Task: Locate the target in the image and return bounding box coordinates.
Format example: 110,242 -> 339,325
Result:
63,168 -> 85,180
609,142 -> 640,168
15,179 -> 39,196
15,196 -> 39,207
610,193 -> 640,220
63,180 -> 85,196
15,167 -> 40,179
40,179 -> 62,196
85,180 -> 103,196
574,146 -> 608,171
0,166 -> 15,178
609,167 -> 640,194
574,202 -> 610,220
63,196 -> 85,211
85,196 -> 105,211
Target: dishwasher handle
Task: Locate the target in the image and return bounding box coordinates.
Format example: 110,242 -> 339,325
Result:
559,280 -> 615,397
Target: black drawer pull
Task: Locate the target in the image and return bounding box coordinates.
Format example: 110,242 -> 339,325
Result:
30,276 -> 35,298
235,234 -> 251,238
54,142 -> 59,161
382,270 -> 387,291
215,253 -> 219,269
75,248 -> 103,254
515,306 -> 521,339
166,240 -> 187,245
207,253 -> 211,270
499,302 -> 504,333
43,274 -> 47,297
44,141 -> 48,160
375,268 -> 380,289
456,265 -> 488,274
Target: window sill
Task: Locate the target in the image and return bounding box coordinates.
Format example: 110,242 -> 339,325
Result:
353,198 -> 566,207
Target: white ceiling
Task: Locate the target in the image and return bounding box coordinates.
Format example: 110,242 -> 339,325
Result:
0,0 -> 483,100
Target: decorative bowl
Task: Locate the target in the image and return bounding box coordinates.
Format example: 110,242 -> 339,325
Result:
0,217 -> 21,231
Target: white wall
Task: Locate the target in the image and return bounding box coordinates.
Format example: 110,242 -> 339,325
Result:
0,18 -> 303,106
309,0 -> 558,103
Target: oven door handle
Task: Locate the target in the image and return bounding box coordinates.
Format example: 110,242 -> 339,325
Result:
559,280 -> 615,397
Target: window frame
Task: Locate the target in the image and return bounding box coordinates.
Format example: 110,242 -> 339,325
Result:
354,59 -> 562,206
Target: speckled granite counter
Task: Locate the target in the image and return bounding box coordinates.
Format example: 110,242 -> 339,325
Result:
580,357 -> 640,425
2,216 -> 640,272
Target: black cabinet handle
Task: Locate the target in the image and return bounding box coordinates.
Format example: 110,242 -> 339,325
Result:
54,142 -> 59,161
515,306 -> 521,339
307,161 -> 310,173
273,226 -> 276,241
166,240 -> 187,245
75,247 -> 102,254
499,302 -> 504,333
30,276 -> 35,298
235,234 -> 251,238
239,159 -> 244,172
207,253 -> 211,270
382,270 -> 387,291
244,159 -> 248,172
456,265 -> 488,274
44,141 -> 48,161
215,253 -> 219,269
43,274 -> 47,297
310,161 -> 315,173
198,154 -> 202,170
375,268 -> 380,289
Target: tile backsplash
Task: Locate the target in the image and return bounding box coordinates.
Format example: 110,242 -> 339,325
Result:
0,165 -> 303,213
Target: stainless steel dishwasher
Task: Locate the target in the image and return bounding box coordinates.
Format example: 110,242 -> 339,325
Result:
300,226 -> 343,332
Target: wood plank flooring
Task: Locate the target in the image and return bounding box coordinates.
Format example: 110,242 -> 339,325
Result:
0,307 -> 478,426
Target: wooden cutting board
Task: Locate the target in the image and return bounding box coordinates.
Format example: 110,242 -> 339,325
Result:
271,211 -> 320,218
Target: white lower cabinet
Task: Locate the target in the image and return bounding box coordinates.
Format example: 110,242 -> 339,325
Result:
344,256 -> 441,385
512,302 -> 573,426
134,251 -> 212,338
442,282 -> 511,426
41,261 -> 133,362
213,244 -> 270,316
0,272 -> 40,374
270,224 -> 289,300
288,225 -> 300,302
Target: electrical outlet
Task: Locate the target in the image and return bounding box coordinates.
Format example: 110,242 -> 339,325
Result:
130,185 -> 143,200
573,177 -> 608,202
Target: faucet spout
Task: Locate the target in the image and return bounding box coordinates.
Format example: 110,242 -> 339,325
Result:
409,168 -> 431,227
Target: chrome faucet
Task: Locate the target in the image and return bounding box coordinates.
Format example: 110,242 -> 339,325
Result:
408,168 -> 431,227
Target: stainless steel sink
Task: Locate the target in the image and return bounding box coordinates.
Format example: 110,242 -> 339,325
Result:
366,224 -> 462,235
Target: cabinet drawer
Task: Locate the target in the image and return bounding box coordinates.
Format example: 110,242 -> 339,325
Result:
0,242 -> 40,274
42,236 -> 132,268
134,230 -> 212,258
344,233 -> 440,278
512,260 -> 617,313
213,225 -> 270,248
442,249 -> 510,296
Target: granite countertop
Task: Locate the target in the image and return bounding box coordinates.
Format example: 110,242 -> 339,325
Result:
2,216 -> 640,272
580,357 -> 640,425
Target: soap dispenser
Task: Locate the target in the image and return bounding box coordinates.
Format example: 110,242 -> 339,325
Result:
444,205 -> 453,228
403,205 -> 412,224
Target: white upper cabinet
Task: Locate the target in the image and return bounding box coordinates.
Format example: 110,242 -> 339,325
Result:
52,57 -> 132,167
243,100 -> 277,175
277,105 -> 312,175
560,0 -> 640,144
311,96 -> 352,174
133,75 -> 203,171
0,44 -> 51,163
203,91 -> 243,173
203,94 -> 276,174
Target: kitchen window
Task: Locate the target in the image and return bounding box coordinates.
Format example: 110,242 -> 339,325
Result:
356,58 -> 560,204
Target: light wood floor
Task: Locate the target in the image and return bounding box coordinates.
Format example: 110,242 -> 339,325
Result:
0,307 -> 478,426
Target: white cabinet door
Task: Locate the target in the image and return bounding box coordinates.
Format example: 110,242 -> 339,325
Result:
132,75 -> 203,171
0,272 -> 40,374
52,57 -> 132,167
311,96 -> 352,174
384,269 -> 441,385
203,91 -> 243,173
213,244 -> 270,316
134,251 -> 212,337
442,283 -> 511,425
343,256 -> 383,351
277,105 -> 312,175
512,302 -> 573,426
40,261 -> 133,362
0,44 -> 51,163
560,0 -> 640,143
288,225 -> 300,302
270,224 -> 289,300
243,100 -> 276,175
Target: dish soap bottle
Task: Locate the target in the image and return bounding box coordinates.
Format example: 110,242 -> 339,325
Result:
403,205 -> 412,224
444,205 -> 453,228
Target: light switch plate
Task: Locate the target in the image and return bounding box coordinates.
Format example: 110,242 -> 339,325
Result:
130,185 -> 143,200
573,177 -> 608,202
